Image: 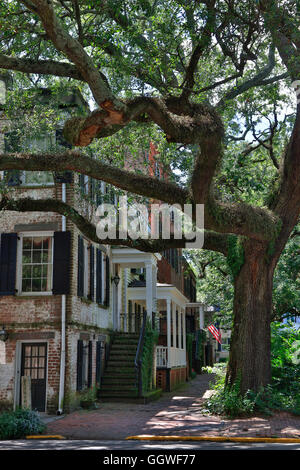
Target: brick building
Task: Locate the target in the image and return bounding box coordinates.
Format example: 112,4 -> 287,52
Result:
0,76 -> 206,412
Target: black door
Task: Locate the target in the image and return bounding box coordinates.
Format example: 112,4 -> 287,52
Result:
21,343 -> 47,411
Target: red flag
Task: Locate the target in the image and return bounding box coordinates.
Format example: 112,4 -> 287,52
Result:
208,324 -> 222,344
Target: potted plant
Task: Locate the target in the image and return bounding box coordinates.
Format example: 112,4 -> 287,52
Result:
79,387 -> 97,409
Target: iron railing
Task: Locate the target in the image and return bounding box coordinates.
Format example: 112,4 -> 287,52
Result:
134,310 -> 147,397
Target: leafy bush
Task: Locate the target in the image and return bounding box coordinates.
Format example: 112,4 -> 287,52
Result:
0,408 -> 45,439
202,323 -> 300,417
141,321 -> 159,393
202,369 -> 256,417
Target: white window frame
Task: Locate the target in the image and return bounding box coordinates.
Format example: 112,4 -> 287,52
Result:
16,231 -> 54,296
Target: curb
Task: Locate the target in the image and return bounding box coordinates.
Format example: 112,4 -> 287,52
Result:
26,435 -> 65,440
126,435 -> 300,444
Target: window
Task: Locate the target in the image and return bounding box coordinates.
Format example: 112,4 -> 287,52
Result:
79,174 -> 89,195
20,171 -> 54,186
4,133 -> 54,187
154,161 -> 160,178
17,232 -> 53,295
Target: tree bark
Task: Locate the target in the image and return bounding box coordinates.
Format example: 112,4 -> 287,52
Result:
226,240 -> 276,393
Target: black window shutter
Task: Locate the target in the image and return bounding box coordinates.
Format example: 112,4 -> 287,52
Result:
0,233 -> 18,296
90,178 -> 95,202
52,231 -> 71,295
54,171 -> 73,184
89,245 -> 95,301
96,182 -> 103,206
96,341 -> 102,385
87,341 -> 93,388
105,255 -> 110,307
55,129 -> 72,149
4,133 -> 21,186
4,170 -> 21,187
96,249 -> 102,304
76,340 -> 84,391
77,235 -> 84,297
79,174 -> 85,194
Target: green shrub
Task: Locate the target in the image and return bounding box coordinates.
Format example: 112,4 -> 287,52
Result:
203,371 -> 256,418
0,408 -> 46,439
141,321 -> 159,393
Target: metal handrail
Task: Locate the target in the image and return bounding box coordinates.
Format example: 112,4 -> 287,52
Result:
134,310 -> 147,397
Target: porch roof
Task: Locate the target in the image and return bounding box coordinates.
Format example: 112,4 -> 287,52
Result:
128,282 -> 189,309
111,247 -> 161,268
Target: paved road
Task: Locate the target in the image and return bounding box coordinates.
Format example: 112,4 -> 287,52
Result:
0,439 -> 299,451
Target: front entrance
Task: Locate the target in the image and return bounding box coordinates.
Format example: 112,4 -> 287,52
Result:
21,343 -> 47,411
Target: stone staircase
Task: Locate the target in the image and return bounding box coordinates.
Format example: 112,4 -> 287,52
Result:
98,333 -> 140,402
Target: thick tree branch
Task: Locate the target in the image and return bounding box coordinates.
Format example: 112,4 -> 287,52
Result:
0,151 -> 189,207
180,0 -> 216,101
259,0 -> 300,80
0,195 -> 229,255
0,54 -> 84,81
21,0 -> 124,113
217,44 -> 281,108
0,151 -> 281,243
63,96 -> 224,147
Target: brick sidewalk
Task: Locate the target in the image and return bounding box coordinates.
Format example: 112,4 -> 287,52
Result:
45,374 -> 300,440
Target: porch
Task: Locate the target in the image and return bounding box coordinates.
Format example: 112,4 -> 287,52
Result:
127,283 -> 188,370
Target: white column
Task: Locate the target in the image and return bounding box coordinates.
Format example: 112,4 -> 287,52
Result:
178,307 -> 182,349
152,264 -> 157,313
199,304 -> 204,329
183,307 -> 186,365
167,298 -> 171,368
112,265 -> 119,331
123,268 -> 128,332
145,261 -> 153,319
172,301 -> 177,349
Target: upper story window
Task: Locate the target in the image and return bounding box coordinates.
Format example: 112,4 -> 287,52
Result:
20,171 -> 54,186
4,132 -> 54,186
154,161 -> 161,179
17,232 -> 53,295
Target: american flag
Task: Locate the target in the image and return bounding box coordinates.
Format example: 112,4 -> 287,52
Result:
208,324 -> 222,344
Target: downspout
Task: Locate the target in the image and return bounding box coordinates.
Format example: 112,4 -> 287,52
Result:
57,182 -> 67,415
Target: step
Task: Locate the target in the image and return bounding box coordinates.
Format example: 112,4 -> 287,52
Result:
101,379 -> 136,389
104,363 -> 136,375
99,389 -> 139,397
110,343 -> 137,352
113,340 -> 139,346
107,359 -> 135,365
112,336 -> 139,344
109,348 -> 136,357
109,353 -> 136,360
115,333 -> 139,337
101,384 -> 137,391
114,336 -> 139,341
103,371 -> 136,378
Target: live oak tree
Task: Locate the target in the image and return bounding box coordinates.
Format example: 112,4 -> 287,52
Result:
0,0 -> 300,393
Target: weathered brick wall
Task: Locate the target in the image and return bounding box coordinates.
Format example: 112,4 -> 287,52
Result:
0,179 -> 113,412
156,366 -> 187,392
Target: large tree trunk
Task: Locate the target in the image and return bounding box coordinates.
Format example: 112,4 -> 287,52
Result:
226,241 -> 276,393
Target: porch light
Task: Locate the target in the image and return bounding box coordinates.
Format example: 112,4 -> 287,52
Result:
0,326 -> 8,342
111,274 -> 120,287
